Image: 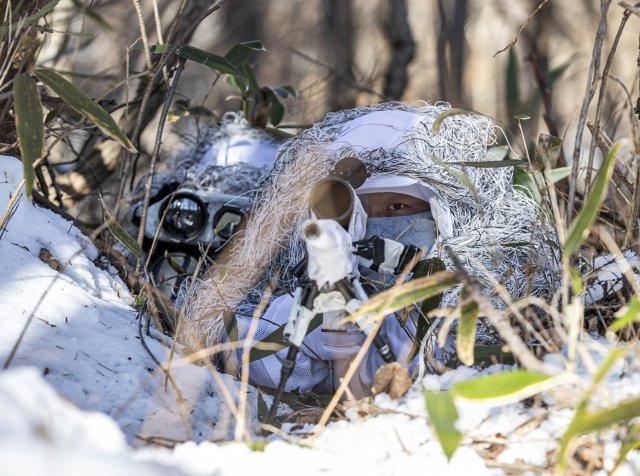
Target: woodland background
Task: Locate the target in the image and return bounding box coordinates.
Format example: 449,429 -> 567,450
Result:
3,0 -> 639,230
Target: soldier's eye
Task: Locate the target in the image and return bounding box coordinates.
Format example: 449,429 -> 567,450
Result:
387,202 -> 407,211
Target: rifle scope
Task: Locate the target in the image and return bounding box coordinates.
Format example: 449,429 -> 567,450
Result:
308,176 -> 354,227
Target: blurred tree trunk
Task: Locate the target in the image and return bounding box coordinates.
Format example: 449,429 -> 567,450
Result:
324,0 -> 357,110
436,0 -> 468,107
383,0 -> 415,100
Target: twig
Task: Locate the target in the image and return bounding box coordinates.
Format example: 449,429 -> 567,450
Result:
135,57 -> 186,272
618,1 -> 640,16
567,0 -> 614,224
584,3 -> 638,191
493,0 -> 552,57
131,0 -> 153,71
114,1 -> 225,218
286,47 -> 384,100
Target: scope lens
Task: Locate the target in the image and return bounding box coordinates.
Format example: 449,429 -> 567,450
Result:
163,195 -> 206,238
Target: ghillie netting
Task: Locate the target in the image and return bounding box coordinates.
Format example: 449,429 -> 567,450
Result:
180,102 -> 561,354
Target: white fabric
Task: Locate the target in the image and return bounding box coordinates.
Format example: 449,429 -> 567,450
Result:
235,293 -> 419,393
356,174 -> 454,241
201,136 -> 280,168
328,110 -> 421,151
302,219 -> 355,288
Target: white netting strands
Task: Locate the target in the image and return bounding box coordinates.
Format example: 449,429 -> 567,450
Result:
179,102 -> 561,353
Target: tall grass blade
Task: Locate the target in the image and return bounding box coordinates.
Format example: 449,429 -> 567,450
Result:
13,74 -> 44,200
564,142 -> 621,257
34,68 -> 136,152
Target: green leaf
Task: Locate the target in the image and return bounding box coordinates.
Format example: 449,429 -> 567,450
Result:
13,74 -> 44,200
448,159 -> 527,168
102,206 -> 142,258
612,435 -> 640,474
224,40 -> 266,66
150,44 -> 240,76
424,391 -> 462,460
268,96 -> 285,126
240,61 -> 261,96
452,370 -> 553,401
431,108 -> 485,135
569,267 -> 585,295
164,250 -> 187,275
486,145 -> 509,161
564,142 -> 620,257
558,397 -> 640,470
609,296 -> 640,333
513,165 -> 571,204
456,288 -> 479,366
349,271 -> 459,324
407,258 -> 447,362
0,0 -> 60,34
547,60 -> 571,87
34,68 -> 136,152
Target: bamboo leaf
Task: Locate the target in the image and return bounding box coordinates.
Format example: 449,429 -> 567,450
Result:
150,44 -> 240,76
456,288 -> 479,366
102,206 -> 141,258
424,391 -> 462,460
486,145 -> 509,161
0,0 -> 60,34
609,296 -> 640,333
34,68 -> 136,152
558,397 -> 640,470
407,258 -> 447,362
431,108 -> 486,135
224,40 -> 266,66
452,370 -> 553,401
349,271 -> 458,323
449,159 -> 527,168
564,142 -> 620,257
13,74 -> 44,200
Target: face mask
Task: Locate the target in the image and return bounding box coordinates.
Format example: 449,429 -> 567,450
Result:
364,211 -> 437,251
359,211 -> 437,288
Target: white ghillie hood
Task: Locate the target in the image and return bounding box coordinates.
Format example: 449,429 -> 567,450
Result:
180,102 -> 560,350
132,112 -> 282,204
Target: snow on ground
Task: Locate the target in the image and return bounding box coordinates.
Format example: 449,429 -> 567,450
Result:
1,155 -> 640,475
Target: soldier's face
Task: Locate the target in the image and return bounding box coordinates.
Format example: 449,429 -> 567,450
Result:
361,192 -> 430,218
